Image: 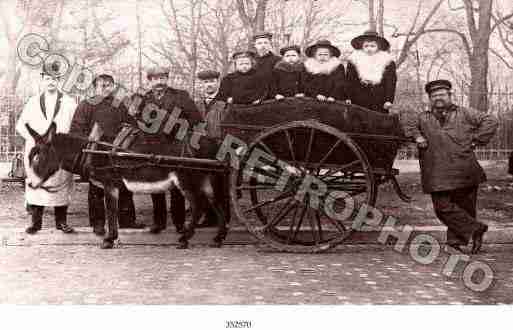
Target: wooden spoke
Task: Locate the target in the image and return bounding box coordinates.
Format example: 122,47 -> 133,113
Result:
325,182 -> 368,191
236,183 -> 279,190
283,130 -> 297,164
318,160 -> 362,180
321,208 -> 348,234
291,204 -> 308,242
262,198 -> 297,231
304,127 -> 315,163
314,210 -> 324,242
307,207 -> 320,244
242,190 -> 294,214
257,141 -> 276,158
286,206 -> 300,245
313,138 -> 343,173
243,165 -> 281,181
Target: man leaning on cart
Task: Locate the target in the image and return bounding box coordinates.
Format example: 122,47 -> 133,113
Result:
405,79 -> 498,254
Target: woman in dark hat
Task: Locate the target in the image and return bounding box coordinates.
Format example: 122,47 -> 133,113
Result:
346,30 -> 397,114
302,40 -> 347,102
270,45 -> 305,99
216,51 -> 265,105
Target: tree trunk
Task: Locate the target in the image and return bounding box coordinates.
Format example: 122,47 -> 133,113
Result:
468,48 -> 490,111
377,0 -> 384,36
369,0 -> 376,31
466,0 -> 493,111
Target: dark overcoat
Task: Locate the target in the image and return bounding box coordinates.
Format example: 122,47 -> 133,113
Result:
196,98 -> 227,139
216,69 -> 265,105
269,60 -> 305,97
255,52 -> 282,99
70,94 -> 132,143
346,50 -> 397,113
405,104 -> 498,193
302,57 -> 347,100
143,86 -> 202,124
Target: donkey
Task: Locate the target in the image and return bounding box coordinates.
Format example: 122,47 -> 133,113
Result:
24,121 -> 228,249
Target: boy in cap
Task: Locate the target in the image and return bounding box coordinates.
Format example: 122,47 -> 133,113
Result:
303,39 -> 347,102
16,61 -> 77,234
217,51 -> 265,105
346,30 -> 397,113
70,73 -> 144,235
253,32 -> 282,99
196,69 -> 226,138
270,45 -> 305,100
405,79 -> 498,254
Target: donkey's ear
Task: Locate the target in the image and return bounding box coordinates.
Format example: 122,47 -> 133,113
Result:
44,122 -> 57,143
25,123 -> 41,141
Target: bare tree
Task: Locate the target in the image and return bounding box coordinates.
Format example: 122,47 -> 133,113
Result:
235,0 -> 269,44
393,0 -> 513,111
0,0 -> 66,93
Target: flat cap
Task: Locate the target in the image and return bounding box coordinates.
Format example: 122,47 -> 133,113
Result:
279,45 -> 301,56
146,66 -> 170,79
252,32 -> 273,41
232,50 -> 257,60
425,79 -> 452,94
197,70 -> 220,80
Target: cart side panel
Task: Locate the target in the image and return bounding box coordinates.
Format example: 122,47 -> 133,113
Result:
220,98 -> 403,170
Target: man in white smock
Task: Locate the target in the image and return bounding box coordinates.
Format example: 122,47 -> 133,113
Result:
16,63 -> 77,234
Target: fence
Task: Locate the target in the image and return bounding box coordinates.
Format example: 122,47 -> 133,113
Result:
1,90 -> 512,163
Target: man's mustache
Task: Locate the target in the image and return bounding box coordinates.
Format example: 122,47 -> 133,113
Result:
154,83 -> 166,89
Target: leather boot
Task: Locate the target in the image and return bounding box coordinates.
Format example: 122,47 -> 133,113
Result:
55,206 -> 75,234
25,204 -> 43,234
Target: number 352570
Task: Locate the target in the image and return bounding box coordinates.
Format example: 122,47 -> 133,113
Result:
225,320 -> 252,328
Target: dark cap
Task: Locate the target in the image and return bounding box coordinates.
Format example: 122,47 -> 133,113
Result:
425,80 -> 452,94
146,66 -> 170,79
197,70 -> 220,80
92,74 -> 115,87
279,45 -> 301,56
305,39 -> 341,58
252,32 -> 273,41
232,50 -> 257,60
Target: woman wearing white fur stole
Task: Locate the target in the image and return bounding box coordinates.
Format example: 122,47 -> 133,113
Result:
346,31 -> 397,114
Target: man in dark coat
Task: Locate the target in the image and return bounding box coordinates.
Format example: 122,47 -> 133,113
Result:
70,74 -> 145,235
303,40 -> 347,101
195,69 -> 230,227
405,80 -> 498,254
253,32 -> 281,99
216,51 -> 266,105
270,45 -> 305,99
143,66 -> 203,234
346,30 -> 397,113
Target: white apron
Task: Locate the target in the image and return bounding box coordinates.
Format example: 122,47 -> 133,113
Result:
15,91 -> 77,206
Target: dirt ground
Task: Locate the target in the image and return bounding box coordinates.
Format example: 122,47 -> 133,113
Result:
1,161 -> 512,229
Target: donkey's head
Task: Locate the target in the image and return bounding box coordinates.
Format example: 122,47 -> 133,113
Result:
26,122 -> 62,188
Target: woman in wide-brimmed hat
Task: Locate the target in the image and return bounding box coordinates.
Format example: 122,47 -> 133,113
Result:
302,39 -> 347,102
346,30 -> 397,114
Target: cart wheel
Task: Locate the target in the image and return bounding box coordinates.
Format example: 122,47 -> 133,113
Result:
231,120 -> 377,253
